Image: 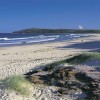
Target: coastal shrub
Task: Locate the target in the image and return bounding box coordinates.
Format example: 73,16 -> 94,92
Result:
4,75 -> 33,96
65,53 -> 91,64
43,60 -> 66,71
90,52 -> 100,59
65,52 -> 100,64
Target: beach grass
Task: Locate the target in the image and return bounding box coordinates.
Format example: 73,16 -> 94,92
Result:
3,75 -> 33,96
65,52 -> 100,64
43,52 -> 100,70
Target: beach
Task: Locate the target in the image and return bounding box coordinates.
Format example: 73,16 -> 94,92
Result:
0,33 -> 100,100
0,34 -> 100,79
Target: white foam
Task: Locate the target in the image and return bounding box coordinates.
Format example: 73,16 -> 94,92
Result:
0,36 -> 41,41
0,37 -> 9,40
0,38 -> 56,45
26,38 -> 56,43
0,35 -> 59,41
44,35 -> 60,38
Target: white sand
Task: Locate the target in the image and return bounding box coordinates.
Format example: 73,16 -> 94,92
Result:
0,34 -> 100,79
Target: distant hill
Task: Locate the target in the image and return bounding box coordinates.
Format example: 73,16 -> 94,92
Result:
13,28 -> 100,34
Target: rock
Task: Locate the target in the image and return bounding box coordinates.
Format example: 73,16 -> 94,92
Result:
66,71 -> 77,80
25,65 -> 100,99
51,79 -> 66,87
58,88 -> 68,94
56,80 -> 65,87
43,65 -> 55,71
30,75 -> 44,84
52,73 -> 61,78
36,69 -> 43,72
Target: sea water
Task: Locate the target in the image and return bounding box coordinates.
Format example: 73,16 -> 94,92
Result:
0,33 -> 90,47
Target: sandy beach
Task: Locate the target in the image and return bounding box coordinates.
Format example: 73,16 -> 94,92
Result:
0,34 -> 100,79
0,34 -> 100,100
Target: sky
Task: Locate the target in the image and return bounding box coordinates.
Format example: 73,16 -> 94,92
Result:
0,0 -> 100,33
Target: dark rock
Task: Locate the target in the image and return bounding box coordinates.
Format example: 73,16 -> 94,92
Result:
56,80 -> 65,87
67,71 -> 77,80
25,65 -> 100,99
36,69 -> 43,72
52,73 -> 61,78
65,66 -> 76,71
58,88 -> 68,94
43,65 -> 55,71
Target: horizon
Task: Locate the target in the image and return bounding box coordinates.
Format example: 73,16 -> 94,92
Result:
0,0 -> 100,33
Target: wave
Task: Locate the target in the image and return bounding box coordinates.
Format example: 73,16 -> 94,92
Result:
68,34 -> 90,37
44,35 -> 60,38
0,37 -> 35,41
0,37 -> 9,40
26,38 -> 56,43
0,38 -> 56,45
70,34 -> 76,36
0,35 -> 59,41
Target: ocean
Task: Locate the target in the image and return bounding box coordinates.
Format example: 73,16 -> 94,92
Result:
0,33 -> 90,47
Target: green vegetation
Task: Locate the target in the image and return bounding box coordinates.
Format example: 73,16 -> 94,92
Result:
43,59 -> 68,71
43,52 -> 100,70
4,75 -> 33,96
66,54 -> 91,64
66,52 -> 100,64
43,60 -> 65,71
13,28 -> 100,34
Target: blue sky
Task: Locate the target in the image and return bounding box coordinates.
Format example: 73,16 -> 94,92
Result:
0,0 -> 100,32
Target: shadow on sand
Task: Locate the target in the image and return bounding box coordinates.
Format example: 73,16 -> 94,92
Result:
57,41 -> 100,51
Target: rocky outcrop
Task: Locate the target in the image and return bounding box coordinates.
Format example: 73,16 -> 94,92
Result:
25,65 -> 100,99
